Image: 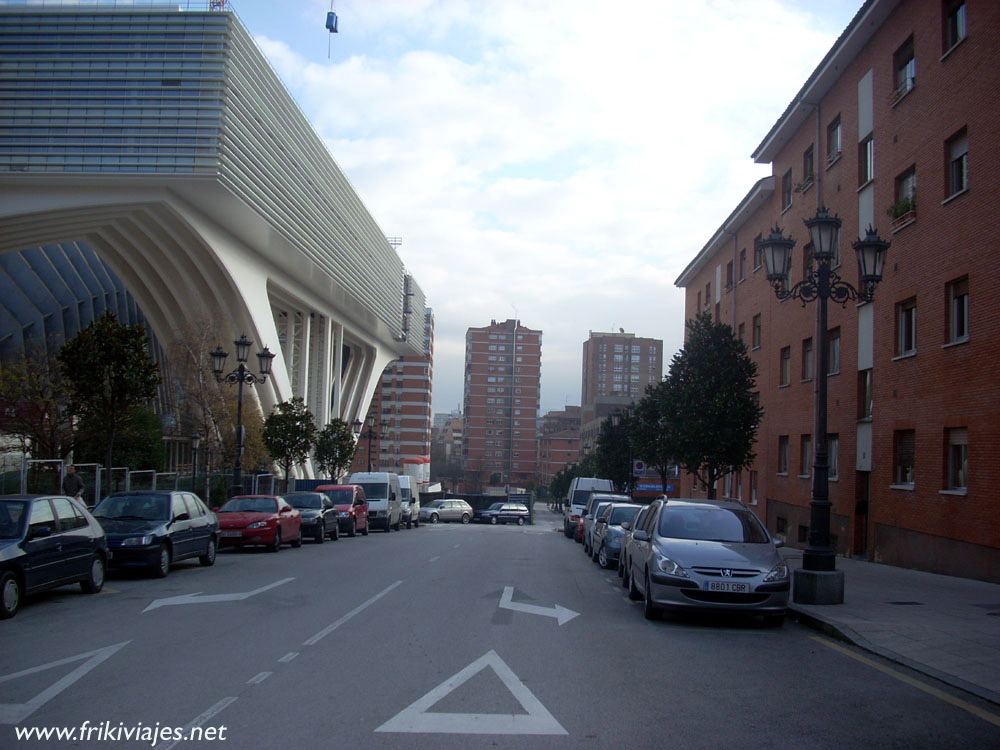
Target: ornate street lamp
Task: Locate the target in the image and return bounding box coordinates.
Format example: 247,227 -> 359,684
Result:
759,207 -> 890,604
211,335 -> 275,495
190,433 -> 201,497
357,413 -> 389,472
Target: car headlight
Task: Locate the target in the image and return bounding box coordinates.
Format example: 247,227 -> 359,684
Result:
655,552 -> 689,577
122,535 -> 153,546
247,521 -> 269,529
763,560 -> 789,582
339,512 -> 349,518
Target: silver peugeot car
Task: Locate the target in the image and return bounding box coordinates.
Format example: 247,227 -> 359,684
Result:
626,498 -> 789,625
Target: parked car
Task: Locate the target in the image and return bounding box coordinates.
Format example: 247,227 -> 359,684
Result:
216,495 -> 302,552
419,499 -> 473,524
626,498 -> 789,625
93,491 -> 218,577
590,502 -> 641,569
563,477 -> 615,537
315,484 -> 369,537
1,494 -> 107,619
473,502 -> 505,524
620,504 -> 654,587
284,491 -> 339,543
347,472 -> 402,532
495,503 -> 530,526
398,475 -> 419,528
582,494 -> 629,555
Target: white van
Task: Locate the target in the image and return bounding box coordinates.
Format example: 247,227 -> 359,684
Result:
398,475 -> 420,528
563,477 -> 615,538
347,472 -> 402,532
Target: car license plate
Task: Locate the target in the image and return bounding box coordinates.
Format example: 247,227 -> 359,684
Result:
705,580 -> 750,593
220,531 -> 242,538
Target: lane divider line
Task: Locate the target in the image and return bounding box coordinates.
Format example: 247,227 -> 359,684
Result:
429,556 -> 441,563
278,652 -> 299,663
159,697 -> 237,750
303,580 -> 404,647
811,636 -> 1000,728
247,672 -> 271,685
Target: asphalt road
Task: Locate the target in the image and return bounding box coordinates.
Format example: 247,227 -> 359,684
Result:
2,510 -> 999,749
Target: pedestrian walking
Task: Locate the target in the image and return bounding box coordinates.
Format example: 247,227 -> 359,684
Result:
62,464 -> 85,502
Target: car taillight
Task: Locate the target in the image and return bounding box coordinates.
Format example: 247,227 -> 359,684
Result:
570,514 -> 580,522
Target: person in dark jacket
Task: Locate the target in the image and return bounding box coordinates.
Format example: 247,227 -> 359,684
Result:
62,464 -> 85,500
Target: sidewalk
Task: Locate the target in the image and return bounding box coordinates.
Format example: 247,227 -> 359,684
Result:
782,549 -> 1000,706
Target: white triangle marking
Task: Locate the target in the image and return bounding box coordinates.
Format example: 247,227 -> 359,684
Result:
375,650 -> 566,735
0,641 -> 130,724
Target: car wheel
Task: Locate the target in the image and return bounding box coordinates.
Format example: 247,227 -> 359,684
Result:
361,520 -> 368,536
643,572 -> 660,620
591,543 -> 600,562
414,518 -> 420,528
348,519 -> 356,538
1,570 -> 21,619
394,518 -> 401,531
763,614 -> 785,627
331,522 -> 339,541
490,516 -> 498,525
79,553 -> 106,594
430,513 -> 439,524
291,528 -> 303,548
627,567 -> 642,601
315,524 -> 325,544
152,543 -> 171,578
620,557 -> 628,584
517,517 -> 525,526
564,522 -> 572,538
406,518 -> 412,529
461,513 -> 470,524
268,529 -> 282,553
598,544 -> 611,569
199,538 -> 217,567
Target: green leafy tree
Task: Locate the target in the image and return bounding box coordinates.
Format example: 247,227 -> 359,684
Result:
74,407 -> 165,471
262,397 -> 317,491
313,418 -> 357,479
667,313 -> 764,498
57,311 -> 161,470
630,381 -> 680,492
0,348 -> 75,460
594,410 -> 634,493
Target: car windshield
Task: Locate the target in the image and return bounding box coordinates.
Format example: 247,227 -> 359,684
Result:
0,501 -> 26,538
571,490 -> 591,506
658,506 -> 771,543
609,506 -> 639,526
488,503 -> 504,511
322,489 -> 353,505
94,494 -> 169,521
593,502 -> 612,518
284,493 -> 322,510
219,497 -> 277,514
356,483 -> 388,500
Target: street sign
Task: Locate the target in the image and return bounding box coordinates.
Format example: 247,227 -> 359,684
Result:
632,459 -> 645,475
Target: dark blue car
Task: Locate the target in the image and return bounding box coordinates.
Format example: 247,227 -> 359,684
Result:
1,494 -> 108,619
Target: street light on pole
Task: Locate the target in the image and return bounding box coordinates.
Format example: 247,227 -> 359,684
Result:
211,334 -> 275,496
355,414 -> 388,472
758,206 -> 889,605
609,409 -> 632,496
190,433 -> 201,497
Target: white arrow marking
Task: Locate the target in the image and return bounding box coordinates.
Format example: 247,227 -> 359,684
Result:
375,650 -> 566,735
499,586 -> 579,626
142,577 -> 294,612
0,641 -> 130,724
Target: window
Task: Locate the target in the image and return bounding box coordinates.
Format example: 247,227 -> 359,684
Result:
858,369 -> 873,419
801,337 -> 813,380
944,1 -> 966,52
828,327 -> 841,374
778,436 -> 789,475
739,248 -> 746,281
892,36 -> 915,99
780,346 -> 791,386
896,298 -> 917,356
894,429 -> 915,485
750,471 -> 758,505
752,314 -> 761,349
946,428 -> 967,490
827,115 -> 842,163
827,434 -> 839,479
802,145 -> 814,188
859,135 -> 874,186
891,167 -> 917,221
705,282 -> 711,309
947,129 -> 968,197
696,291 -> 701,311
781,169 -> 793,210
29,499 -> 55,536
947,276 -> 969,343
800,435 -> 812,477
753,234 -> 763,269
726,261 -> 734,288
738,322 -> 746,344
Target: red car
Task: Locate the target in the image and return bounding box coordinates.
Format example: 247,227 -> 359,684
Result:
575,517 -> 584,543
314,484 -> 369,537
216,495 -> 302,552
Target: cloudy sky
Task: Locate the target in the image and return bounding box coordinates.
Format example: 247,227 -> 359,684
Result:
232,0 -> 863,415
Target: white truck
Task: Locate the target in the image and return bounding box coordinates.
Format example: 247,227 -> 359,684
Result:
563,477 -> 615,538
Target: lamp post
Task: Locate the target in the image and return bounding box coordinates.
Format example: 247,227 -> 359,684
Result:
354,414 -> 388,472
759,206 -> 890,605
211,334 -> 275,496
190,433 -> 201,497
610,410 -> 632,495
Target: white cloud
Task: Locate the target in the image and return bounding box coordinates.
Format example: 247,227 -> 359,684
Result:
251,0 -> 857,414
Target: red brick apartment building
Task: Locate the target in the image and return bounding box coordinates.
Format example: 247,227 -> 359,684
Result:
675,0 -> 999,582
537,407 -> 581,489
462,319 -> 542,490
350,309 -> 434,475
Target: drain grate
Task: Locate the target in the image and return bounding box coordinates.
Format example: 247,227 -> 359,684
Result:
888,601 -> 924,606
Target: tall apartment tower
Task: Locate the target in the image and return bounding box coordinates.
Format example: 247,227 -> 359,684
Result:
462,319 -> 542,490
579,331 -> 663,452
350,309 -> 434,475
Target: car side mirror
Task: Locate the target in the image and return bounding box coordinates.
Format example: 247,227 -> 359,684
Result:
211,507 -> 220,513
633,530 -> 650,542
280,506 -> 291,514
772,538 -> 784,549
621,522 -> 632,531
323,500 -> 333,509
30,525 -> 53,539
173,512 -> 190,522
596,518 -> 607,525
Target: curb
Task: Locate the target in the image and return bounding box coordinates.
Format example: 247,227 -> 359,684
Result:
789,605 -> 1000,709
